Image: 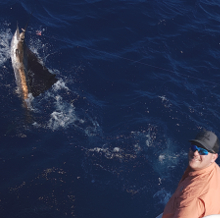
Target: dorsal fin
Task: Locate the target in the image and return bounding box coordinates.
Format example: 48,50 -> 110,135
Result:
23,10 -> 33,33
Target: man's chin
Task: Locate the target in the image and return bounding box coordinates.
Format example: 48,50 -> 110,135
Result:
189,159 -> 200,169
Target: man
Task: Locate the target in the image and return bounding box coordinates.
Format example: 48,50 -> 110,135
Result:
162,130 -> 220,218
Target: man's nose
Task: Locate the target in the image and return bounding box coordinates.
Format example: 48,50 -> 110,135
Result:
193,150 -> 200,155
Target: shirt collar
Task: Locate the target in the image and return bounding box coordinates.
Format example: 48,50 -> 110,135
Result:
188,162 -> 216,177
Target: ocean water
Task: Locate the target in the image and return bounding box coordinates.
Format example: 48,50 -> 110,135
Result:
1,0 -> 220,217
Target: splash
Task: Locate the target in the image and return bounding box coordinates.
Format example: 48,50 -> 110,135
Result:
0,26 -> 11,66
153,188 -> 171,205
153,138 -> 187,179
47,96 -> 79,130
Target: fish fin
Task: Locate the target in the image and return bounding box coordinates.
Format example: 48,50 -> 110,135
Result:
26,48 -> 58,97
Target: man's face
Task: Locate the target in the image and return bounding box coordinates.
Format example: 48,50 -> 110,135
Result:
188,146 -> 218,171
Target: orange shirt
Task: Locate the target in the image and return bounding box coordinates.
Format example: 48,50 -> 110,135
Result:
162,162 -> 220,218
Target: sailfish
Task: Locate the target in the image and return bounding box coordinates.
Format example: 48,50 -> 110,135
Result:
10,25 -> 57,108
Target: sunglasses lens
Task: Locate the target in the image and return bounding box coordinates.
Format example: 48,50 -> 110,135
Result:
191,145 -> 197,152
190,145 -> 209,155
199,148 -> 209,155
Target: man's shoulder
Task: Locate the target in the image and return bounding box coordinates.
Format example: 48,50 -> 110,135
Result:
214,162 -> 220,170
199,163 -> 220,199
213,162 -> 220,177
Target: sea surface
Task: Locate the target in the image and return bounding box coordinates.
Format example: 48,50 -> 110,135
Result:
1,0 -> 220,217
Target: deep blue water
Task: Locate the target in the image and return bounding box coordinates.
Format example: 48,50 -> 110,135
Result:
1,0 -> 220,217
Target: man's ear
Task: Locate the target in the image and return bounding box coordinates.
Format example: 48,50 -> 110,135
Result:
211,153 -> 218,163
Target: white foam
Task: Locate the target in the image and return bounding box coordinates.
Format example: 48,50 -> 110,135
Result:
47,95 -> 78,130
153,189 -> 171,205
158,95 -> 172,108
0,27 -> 12,66
48,109 -> 76,130
52,79 -> 69,92
87,145 -> 135,160
153,139 -> 187,178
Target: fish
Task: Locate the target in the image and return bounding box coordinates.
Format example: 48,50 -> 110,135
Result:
10,25 -> 57,108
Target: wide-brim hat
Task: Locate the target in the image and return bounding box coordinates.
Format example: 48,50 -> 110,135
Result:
189,130 -> 219,154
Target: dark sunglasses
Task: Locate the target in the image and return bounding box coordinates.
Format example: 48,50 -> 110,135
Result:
190,145 -> 209,155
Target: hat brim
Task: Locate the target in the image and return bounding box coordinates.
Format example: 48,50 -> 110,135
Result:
189,139 -> 215,153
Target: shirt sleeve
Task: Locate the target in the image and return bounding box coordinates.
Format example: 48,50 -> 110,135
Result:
173,197 -> 205,218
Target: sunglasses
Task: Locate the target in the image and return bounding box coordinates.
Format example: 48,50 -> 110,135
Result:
190,145 -> 209,155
